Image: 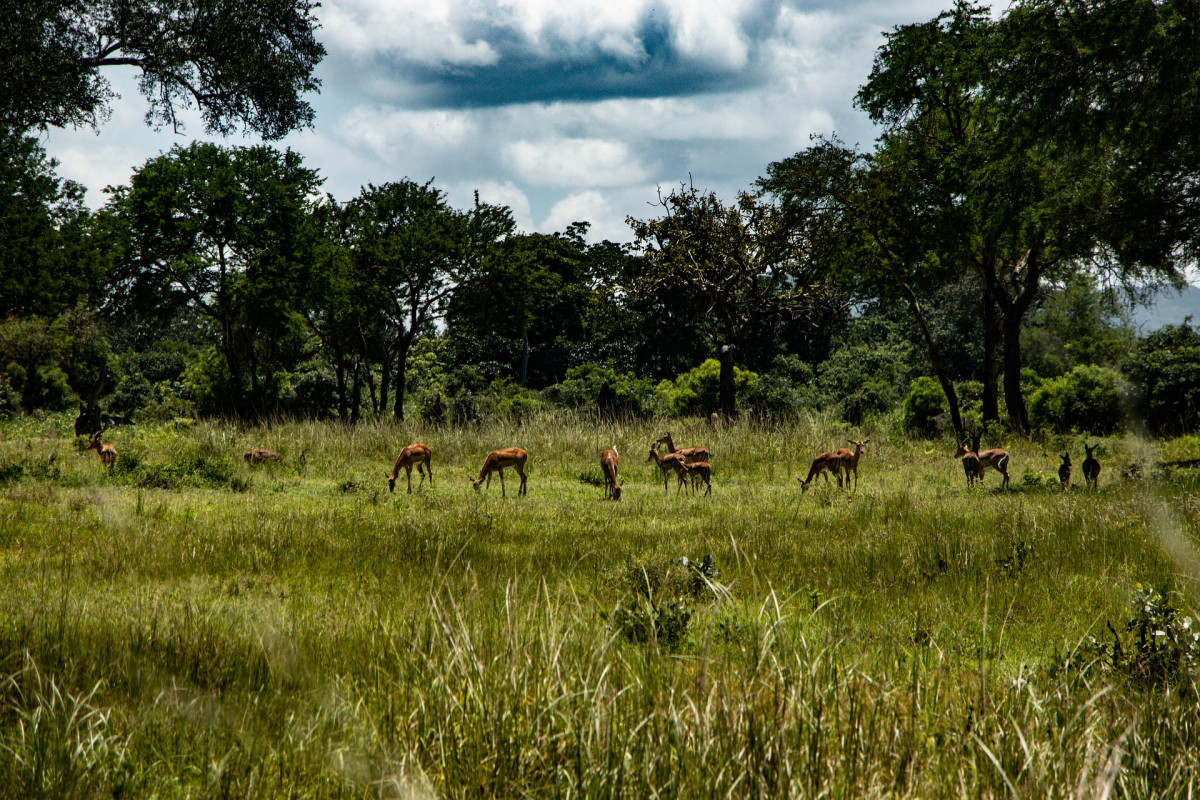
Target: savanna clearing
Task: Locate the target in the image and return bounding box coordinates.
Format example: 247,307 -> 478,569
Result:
2,413 -> 1199,798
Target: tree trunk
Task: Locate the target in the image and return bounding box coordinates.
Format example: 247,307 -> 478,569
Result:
335,351 -> 347,422
393,334 -> 411,422
350,357 -> 362,424
718,343 -> 737,418
379,351 -> 390,414
889,266 -> 965,439
1002,309 -> 1031,435
981,285 -> 1001,423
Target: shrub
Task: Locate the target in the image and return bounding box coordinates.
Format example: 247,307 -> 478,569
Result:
658,359 -> 758,417
1089,585 -> 1200,686
543,364 -> 659,417
902,376 -> 947,435
1029,364 -> 1128,435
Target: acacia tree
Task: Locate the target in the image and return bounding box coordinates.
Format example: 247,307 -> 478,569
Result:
106,142 -> 321,417
1,0 -> 324,138
346,181 -> 513,421
628,186 -> 822,418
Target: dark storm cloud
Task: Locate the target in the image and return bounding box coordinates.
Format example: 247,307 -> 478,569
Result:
351,0 -> 786,109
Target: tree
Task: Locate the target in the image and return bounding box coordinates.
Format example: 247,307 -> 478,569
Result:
0,134 -> 104,317
106,141 -> 321,417
761,139 -> 971,438
346,181 -> 513,421
1,0 -> 324,139
849,0 -> 1195,435
627,185 -> 822,418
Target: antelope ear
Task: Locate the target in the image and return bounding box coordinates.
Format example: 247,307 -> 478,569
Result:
862,439 -> 870,444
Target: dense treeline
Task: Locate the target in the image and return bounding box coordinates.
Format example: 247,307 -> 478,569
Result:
3,0 -> 1200,437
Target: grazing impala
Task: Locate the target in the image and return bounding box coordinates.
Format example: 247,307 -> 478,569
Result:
836,439 -> 869,491
387,443 -> 433,494
1082,444 -> 1100,489
600,447 -> 622,500
472,447 -> 528,497
681,461 -> 712,496
88,433 -> 117,468
244,448 -> 283,466
655,433 -> 711,464
647,444 -> 689,493
799,449 -> 843,492
954,434 -> 1010,489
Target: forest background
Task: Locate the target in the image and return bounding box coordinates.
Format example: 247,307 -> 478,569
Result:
3,0 -> 1200,441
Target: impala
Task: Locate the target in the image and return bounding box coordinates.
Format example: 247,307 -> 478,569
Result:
681,461 -> 712,496
472,447 -> 528,497
387,443 -> 433,494
836,439 -> 869,491
1082,444 -> 1100,489
1058,452 -> 1072,489
647,444 -> 689,493
600,447 -> 622,501
954,435 -> 1010,489
799,449 -> 843,492
88,433 -> 117,468
655,433 -> 711,464
961,450 -> 984,486
244,448 -> 283,466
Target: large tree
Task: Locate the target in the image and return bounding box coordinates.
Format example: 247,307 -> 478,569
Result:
106,142 -> 321,417
346,182 -> 513,421
1,0 -> 324,139
628,185 -> 823,418
839,0 -> 1195,435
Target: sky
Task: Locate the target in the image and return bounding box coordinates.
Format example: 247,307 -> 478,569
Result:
42,0 -> 963,242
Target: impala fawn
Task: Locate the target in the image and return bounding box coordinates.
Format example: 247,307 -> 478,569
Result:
1082,444 -> 1100,489
87,432 -> 117,468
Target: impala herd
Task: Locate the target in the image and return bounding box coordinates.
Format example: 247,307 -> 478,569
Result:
80,426 -> 1106,498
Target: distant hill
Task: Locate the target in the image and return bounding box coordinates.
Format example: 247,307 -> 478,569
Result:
1130,284 -> 1200,331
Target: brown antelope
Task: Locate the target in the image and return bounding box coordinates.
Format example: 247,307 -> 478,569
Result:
961,450 -> 984,486
244,448 -> 283,466
681,461 -> 712,496
600,447 -> 622,500
799,449 -> 843,492
1058,452 -> 1072,489
835,439 -> 869,491
647,444 -> 689,493
471,447 -> 528,497
954,434 -> 1010,489
88,432 -> 117,468
1082,444 -> 1100,489
386,443 -> 433,494
655,432 -> 711,464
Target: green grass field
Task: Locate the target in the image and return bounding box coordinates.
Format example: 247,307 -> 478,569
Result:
2,412 -> 1199,798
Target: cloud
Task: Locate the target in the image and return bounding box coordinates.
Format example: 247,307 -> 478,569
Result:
504,137 -> 650,188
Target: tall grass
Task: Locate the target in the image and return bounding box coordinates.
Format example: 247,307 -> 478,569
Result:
0,411 -> 1198,797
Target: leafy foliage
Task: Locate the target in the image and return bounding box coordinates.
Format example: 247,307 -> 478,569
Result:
1028,364 -> 1128,435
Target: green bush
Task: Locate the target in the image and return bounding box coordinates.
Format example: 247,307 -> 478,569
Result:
657,359 -> 759,416
1029,364 -> 1128,435
1125,322 -> 1200,435
902,376 -> 947,435
543,364 -> 659,417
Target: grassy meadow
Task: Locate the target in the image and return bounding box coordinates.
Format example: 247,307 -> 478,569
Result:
1,411 -> 1199,798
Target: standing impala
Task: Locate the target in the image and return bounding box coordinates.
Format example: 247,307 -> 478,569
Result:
655,433 -> 711,464
87,432 -> 117,468
386,443 -> 433,493
954,434 -> 1010,489
600,447 -> 622,500
836,439 -> 869,491
471,447 -> 528,497
799,448 -> 843,492
647,444 -> 689,493
1082,444 -> 1100,489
